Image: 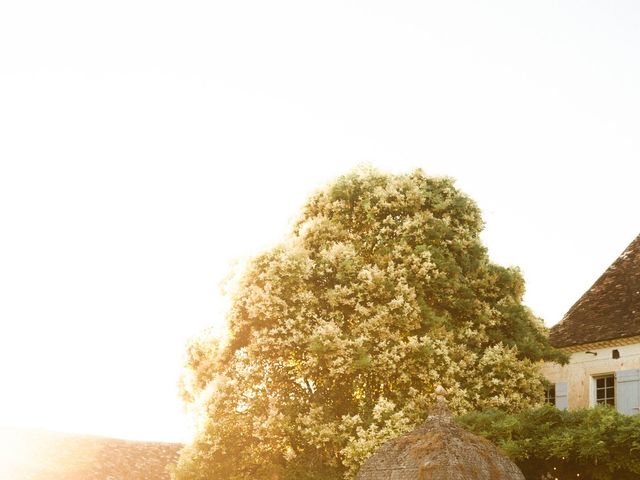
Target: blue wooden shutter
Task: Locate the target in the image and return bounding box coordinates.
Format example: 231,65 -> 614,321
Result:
555,382 -> 568,410
616,369 -> 640,415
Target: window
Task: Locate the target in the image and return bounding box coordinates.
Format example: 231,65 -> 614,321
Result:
594,374 -> 615,407
544,385 -> 556,406
544,382 -> 567,410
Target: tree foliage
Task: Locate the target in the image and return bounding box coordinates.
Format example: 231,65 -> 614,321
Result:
458,405 -> 640,480
173,168 -> 564,480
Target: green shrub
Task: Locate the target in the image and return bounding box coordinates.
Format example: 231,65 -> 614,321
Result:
457,405 -> 640,480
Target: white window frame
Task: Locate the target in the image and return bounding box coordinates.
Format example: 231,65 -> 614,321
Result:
544,385 -> 556,406
591,373 -> 616,408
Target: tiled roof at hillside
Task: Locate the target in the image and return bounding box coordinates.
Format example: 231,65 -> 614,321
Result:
549,233 -> 640,348
0,427 -> 182,480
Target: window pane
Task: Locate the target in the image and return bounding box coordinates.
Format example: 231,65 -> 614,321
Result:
594,375 -> 616,408
544,386 -> 556,406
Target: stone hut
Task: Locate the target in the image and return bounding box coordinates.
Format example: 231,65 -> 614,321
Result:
355,387 -> 525,480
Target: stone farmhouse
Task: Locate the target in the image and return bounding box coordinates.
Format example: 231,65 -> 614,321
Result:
542,233 -> 640,414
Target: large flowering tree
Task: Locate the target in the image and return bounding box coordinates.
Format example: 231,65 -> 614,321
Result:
173,168 -> 564,480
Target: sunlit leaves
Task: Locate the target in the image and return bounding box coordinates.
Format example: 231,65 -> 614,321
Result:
174,167 -> 563,480
459,405 -> 640,480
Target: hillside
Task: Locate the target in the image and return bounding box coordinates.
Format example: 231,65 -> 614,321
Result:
0,426 -> 182,480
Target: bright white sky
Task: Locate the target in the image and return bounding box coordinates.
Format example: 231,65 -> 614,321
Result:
1,1 -> 639,443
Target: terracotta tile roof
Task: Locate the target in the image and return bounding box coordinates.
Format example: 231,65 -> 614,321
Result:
549,233 -> 640,348
0,427 -> 182,480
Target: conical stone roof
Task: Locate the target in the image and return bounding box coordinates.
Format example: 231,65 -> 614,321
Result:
355,387 -> 525,480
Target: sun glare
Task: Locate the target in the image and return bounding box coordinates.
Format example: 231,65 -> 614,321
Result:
0,427 -> 96,479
